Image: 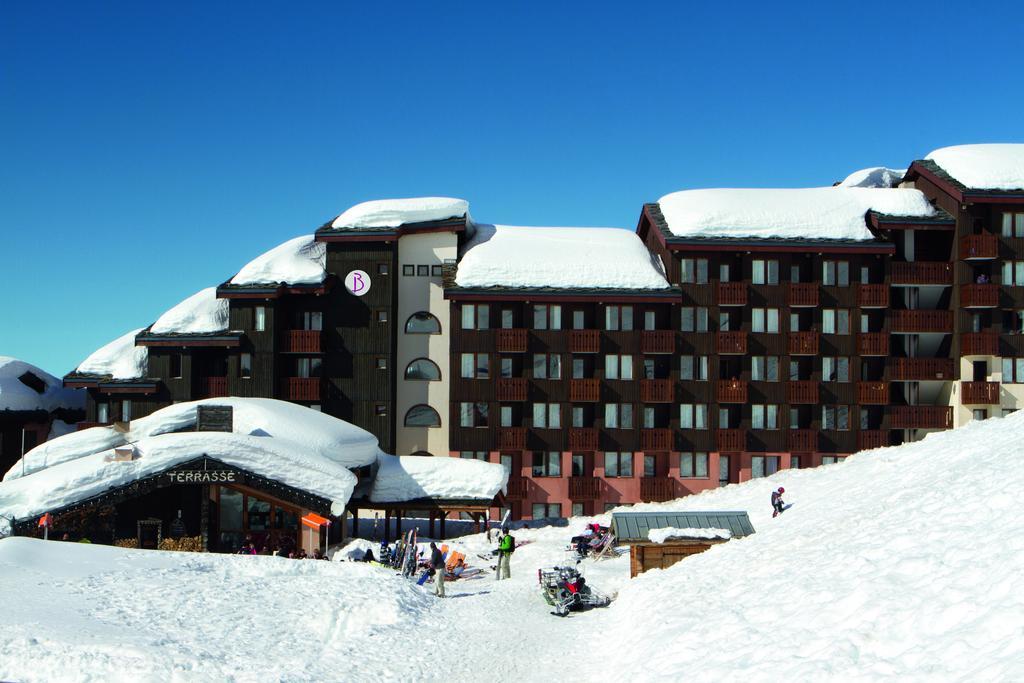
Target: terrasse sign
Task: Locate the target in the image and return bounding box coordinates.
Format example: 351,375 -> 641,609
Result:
166,470 -> 238,484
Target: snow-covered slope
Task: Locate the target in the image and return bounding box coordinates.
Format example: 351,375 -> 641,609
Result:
926,143 -> 1024,190
229,234 -> 326,286
837,166 -> 905,188
74,328 -> 148,380
0,358 -> 83,413
331,197 -> 468,229
149,287 -> 230,334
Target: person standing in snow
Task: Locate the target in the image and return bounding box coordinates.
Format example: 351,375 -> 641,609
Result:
429,542 -> 445,597
771,487 -> 786,517
496,529 -> 514,580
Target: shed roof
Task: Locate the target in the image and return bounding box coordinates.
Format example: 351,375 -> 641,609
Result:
611,510 -> 755,543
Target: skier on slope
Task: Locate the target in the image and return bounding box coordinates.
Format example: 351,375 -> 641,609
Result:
429,542 -> 446,598
771,487 -> 786,518
496,529 -> 514,580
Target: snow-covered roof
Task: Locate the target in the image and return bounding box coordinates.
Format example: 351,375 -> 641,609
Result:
368,453 -> 507,503
656,187 -> 937,242
925,144 -> 1024,191
455,224 -> 671,290
73,328 -> 149,380
229,235 -> 327,287
149,287 -> 230,335
0,358 -> 84,413
330,197 -> 468,230
648,527 -> 732,543
837,167 -> 906,189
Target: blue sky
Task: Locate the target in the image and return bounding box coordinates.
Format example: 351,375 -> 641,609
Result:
3,1 -> 1023,375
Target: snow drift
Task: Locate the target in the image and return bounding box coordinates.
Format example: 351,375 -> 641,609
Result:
73,328 -> 149,380
331,197 -> 468,229
229,234 -> 327,286
837,166 -> 906,188
149,287 -> 230,334
0,357 -> 83,413
926,144 -> 1024,190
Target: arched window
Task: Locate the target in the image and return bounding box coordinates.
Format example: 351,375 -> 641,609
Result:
404,358 -> 441,381
404,404 -> 441,428
405,312 -> 441,334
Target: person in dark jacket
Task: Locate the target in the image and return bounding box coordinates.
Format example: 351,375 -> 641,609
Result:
429,542 -> 446,597
771,487 -> 786,517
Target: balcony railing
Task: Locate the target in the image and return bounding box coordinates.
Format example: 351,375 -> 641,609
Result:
569,476 -> 601,500
787,381 -> 818,404
961,381 -> 1000,405
716,429 -> 745,452
497,427 -> 526,450
570,378 -> 601,402
787,283 -> 819,307
640,478 -> 676,503
857,381 -> 889,405
960,284 -> 999,308
960,234 -> 999,260
717,331 -> 747,355
890,406 -> 953,430
718,282 -> 747,306
203,376 -> 229,398
857,284 -> 889,308
641,330 -> 676,354
568,427 -> 598,451
640,379 -> 674,403
890,261 -> 953,285
569,330 -> 600,354
284,329 -> 321,353
890,310 -> 953,333
640,428 -> 673,451
788,429 -> 817,452
858,332 -> 890,356
888,358 -> 955,381
961,332 -> 999,356
858,430 -> 888,450
496,378 -> 527,402
788,331 -> 819,355
496,328 -> 528,353
505,478 -> 527,499
717,380 -> 748,403
286,377 -> 320,401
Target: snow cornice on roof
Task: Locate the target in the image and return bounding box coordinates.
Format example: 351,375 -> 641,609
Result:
908,159 -> 1024,203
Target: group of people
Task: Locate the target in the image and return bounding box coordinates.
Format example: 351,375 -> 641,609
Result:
235,535 -> 329,560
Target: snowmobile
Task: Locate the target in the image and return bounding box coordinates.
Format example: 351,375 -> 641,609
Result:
538,565 -> 611,617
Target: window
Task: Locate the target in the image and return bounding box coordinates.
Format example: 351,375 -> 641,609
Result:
822,309 -> 850,334
406,358 -> 441,381
121,400 -> 132,422
752,259 -> 779,285
495,309 -> 512,329
681,307 -> 709,332
500,406 -> 513,427
643,310 -> 657,331
294,311 -> 322,331
375,404 -> 387,417
405,404 -> 441,427
718,454 -> 730,487
751,404 -> 779,430
532,452 -> 561,477
679,452 -> 709,478
461,304 -> 489,330
751,456 -> 780,478
604,452 -> 633,477
822,405 -> 850,431
532,403 -> 561,429
751,356 -> 779,382
532,503 -> 562,519
97,402 -> 110,423
460,451 -> 488,461
377,263 -> 389,275
375,357 -> 387,370
1001,358 -> 1024,383
605,305 -> 634,331
532,354 -> 562,380
403,265 -> 415,276
790,455 -> 801,469
533,304 -> 562,330
376,310 -> 388,323
461,353 -> 490,379
254,306 -> 266,332
170,353 -> 183,379
604,354 -> 633,380
1002,261 -> 1024,286
823,260 -> 850,286
679,404 -> 708,430
973,409 -> 988,421
604,403 -> 633,429
571,503 -> 585,517
571,406 -> 585,427
790,264 -> 801,283
500,358 -> 514,378
1001,213 -> 1024,238
680,258 -> 709,284
240,353 -> 252,378
821,455 -> 846,465
861,266 -> 871,284
1008,310 -> 1024,334
431,265 -> 443,277
719,311 -> 731,331
680,355 -> 709,381
459,402 -> 488,428
405,312 -> 441,334
752,308 -> 780,333
822,357 -> 850,382
295,357 -> 322,378
572,310 -> 585,329
720,263 -> 731,282
417,265 -> 429,276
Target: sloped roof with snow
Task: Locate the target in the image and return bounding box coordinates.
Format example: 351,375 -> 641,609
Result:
923,144 -> 1024,191
229,235 -> 327,287
368,452 -> 508,503
149,287 -> 230,334
73,328 -> 149,381
330,197 -> 469,230
837,167 -> 906,189
0,358 -> 84,414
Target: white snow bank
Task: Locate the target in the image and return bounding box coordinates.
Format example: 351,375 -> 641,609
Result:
331,197 -> 468,229
658,187 -> 937,241
333,538 -> 377,562
926,144 -> 1024,190
230,234 -> 327,286
74,328 -> 148,380
837,167 -> 905,188
149,287 -> 229,334
456,224 -> 670,290
46,420 -> 76,441
647,527 -> 732,543
368,453 -> 507,503
0,358 -> 84,413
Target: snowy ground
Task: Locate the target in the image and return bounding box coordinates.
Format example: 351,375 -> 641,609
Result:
5,412 -> 1024,681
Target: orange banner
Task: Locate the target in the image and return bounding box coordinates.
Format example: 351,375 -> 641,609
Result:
301,513 -> 330,529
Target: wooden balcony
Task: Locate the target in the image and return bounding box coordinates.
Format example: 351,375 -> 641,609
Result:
787,381 -> 818,404
960,234 -> 999,260
496,328 -> 528,353
857,381 -> 889,405
717,380 -> 748,403
640,379 -> 674,403
569,329 -> 601,354
961,381 -> 1000,405
569,476 -> 601,501
283,329 -> 321,353
203,376 -> 229,398
570,378 -> 601,402
787,429 -> 817,453
890,310 -> 953,334
857,284 -> 889,308
961,332 -> 999,356
788,331 -> 819,355
858,430 -> 888,450
716,429 -> 745,452
858,332 -> 890,356
497,427 -> 526,449
640,428 -> 673,451
717,282 -> 747,306
888,358 -> 955,381
496,378 -> 527,402
568,427 -> 598,451
960,284 -> 999,308
286,377 -> 320,401
640,478 -> 676,503
641,330 -> 676,354
890,261 -> 953,285
505,478 -> 527,499
787,283 -> 819,307
890,406 -> 953,430
717,331 -> 747,355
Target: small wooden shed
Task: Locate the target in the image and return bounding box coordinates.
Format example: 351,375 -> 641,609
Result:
610,511 -> 755,578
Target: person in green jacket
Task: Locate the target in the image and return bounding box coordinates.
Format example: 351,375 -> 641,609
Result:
496,529 -> 514,580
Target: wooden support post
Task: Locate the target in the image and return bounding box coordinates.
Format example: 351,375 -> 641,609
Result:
473,513 -> 481,534
384,510 -> 391,543
200,484 -> 209,552
428,511 -> 435,539
396,509 -> 402,538
439,510 -> 446,539
350,507 -> 358,541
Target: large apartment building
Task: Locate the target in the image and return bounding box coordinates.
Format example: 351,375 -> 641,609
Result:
61,144 -> 1024,521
